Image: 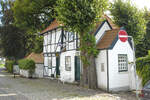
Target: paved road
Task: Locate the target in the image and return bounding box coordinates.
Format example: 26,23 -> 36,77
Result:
0,68 -> 28,100
0,68 -> 137,100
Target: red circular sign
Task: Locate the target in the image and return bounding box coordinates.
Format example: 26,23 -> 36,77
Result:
118,30 -> 128,42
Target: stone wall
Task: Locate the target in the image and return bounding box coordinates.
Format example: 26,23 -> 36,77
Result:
20,69 -> 30,78
35,64 -> 43,78
19,64 -> 44,78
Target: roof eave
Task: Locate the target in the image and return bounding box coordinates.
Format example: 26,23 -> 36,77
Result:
40,27 -> 60,35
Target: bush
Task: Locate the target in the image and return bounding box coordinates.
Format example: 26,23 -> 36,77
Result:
5,60 -> 15,73
136,55 -> 150,86
18,59 -> 36,77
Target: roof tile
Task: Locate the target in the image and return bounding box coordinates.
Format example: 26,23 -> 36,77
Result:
41,19 -> 60,34
97,29 -> 120,49
41,15 -> 119,35
26,53 -> 44,64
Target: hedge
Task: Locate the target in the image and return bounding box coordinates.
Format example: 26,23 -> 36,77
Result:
136,55 -> 150,86
5,60 -> 15,73
18,59 -> 36,76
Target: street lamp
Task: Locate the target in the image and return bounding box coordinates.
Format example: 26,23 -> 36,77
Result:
128,36 -> 138,98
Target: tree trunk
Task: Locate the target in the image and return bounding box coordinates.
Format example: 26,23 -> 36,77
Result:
80,51 -> 97,89
79,32 -> 97,89
88,55 -> 97,89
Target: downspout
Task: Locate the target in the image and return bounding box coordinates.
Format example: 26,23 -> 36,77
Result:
106,49 -> 109,92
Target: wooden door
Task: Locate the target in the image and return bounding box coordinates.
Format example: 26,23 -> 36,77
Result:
56,56 -> 60,75
75,56 -> 80,81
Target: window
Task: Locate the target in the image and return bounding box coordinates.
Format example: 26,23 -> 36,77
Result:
48,57 -> 52,68
48,33 -> 51,44
65,56 -> 71,71
101,63 -> 104,72
68,32 -> 74,42
118,54 -> 128,72
146,83 -> 150,89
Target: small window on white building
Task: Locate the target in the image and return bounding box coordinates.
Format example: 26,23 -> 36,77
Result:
118,54 -> 128,72
101,63 -> 104,72
65,56 -> 71,71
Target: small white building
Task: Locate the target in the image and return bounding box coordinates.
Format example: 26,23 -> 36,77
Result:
25,53 -> 44,78
96,29 -> 136,91
40,15 -> 136,91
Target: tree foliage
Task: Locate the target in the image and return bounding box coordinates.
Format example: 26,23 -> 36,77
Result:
136,9 -> 150,57
0,0 -> 14,25
55,0 -> 108,89
0,25 -> 26,60
110,0 -> 146,44
0,0 -> 43,60
13,0 -> 57,31
0,0 -> 26,60
136,54 -> 150,86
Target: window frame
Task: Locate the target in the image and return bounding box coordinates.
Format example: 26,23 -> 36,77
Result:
65,56 -> 71,71
118,54 -> 128,72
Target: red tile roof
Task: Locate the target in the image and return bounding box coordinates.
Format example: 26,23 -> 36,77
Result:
41,19 -> 60,34
40,15 -> 119,35
97,29 -> 120,49
26,53 -> 44,64
103,15 -> 119,29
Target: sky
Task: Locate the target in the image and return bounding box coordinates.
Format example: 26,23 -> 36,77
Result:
132,0 -> 150,9
0,0 -> 150,21
110,0 -> 150,9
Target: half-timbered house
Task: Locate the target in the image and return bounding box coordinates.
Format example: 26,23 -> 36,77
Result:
40,15 -> 136,92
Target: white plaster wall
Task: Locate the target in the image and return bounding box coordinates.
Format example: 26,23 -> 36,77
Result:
95,22 -> 111,43
60,50 -> 76,83
96,50 -> 108,91
20,69 -> 30,78
43,29 -> 62,77
43,29 -> 62,53
66,42 -> 75,50
108,39 -> 134,91
47,68 -> 55,76
43,57 -> 48,76
44,57 -> 48,66
20,64 -> 43,78
51,31 -> 55,44
35,64 -> 44,78
44,34 -> 48,45
13,65 -> 20,74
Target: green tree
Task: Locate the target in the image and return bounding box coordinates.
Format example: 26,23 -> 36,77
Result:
136,8 -> 150,57
12,0 -> 53,54
55,0 -> 108,89
0,25 -> 26,60
110,0 -> 146,44
32,36 -> 43,54
0,0 -> 14,25
13,0 -> 57,31
0,0 -> 26,60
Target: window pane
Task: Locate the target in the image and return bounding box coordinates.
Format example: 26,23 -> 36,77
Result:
65,56 -> 71,71
118,54 -> 128,72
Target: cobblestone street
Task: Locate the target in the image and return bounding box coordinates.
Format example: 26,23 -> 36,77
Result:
0,68 -> 137,100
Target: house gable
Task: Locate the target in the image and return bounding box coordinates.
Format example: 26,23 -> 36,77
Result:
95,21 -> 112,43
41,20 -> 61,35
97,29 -> 133,50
